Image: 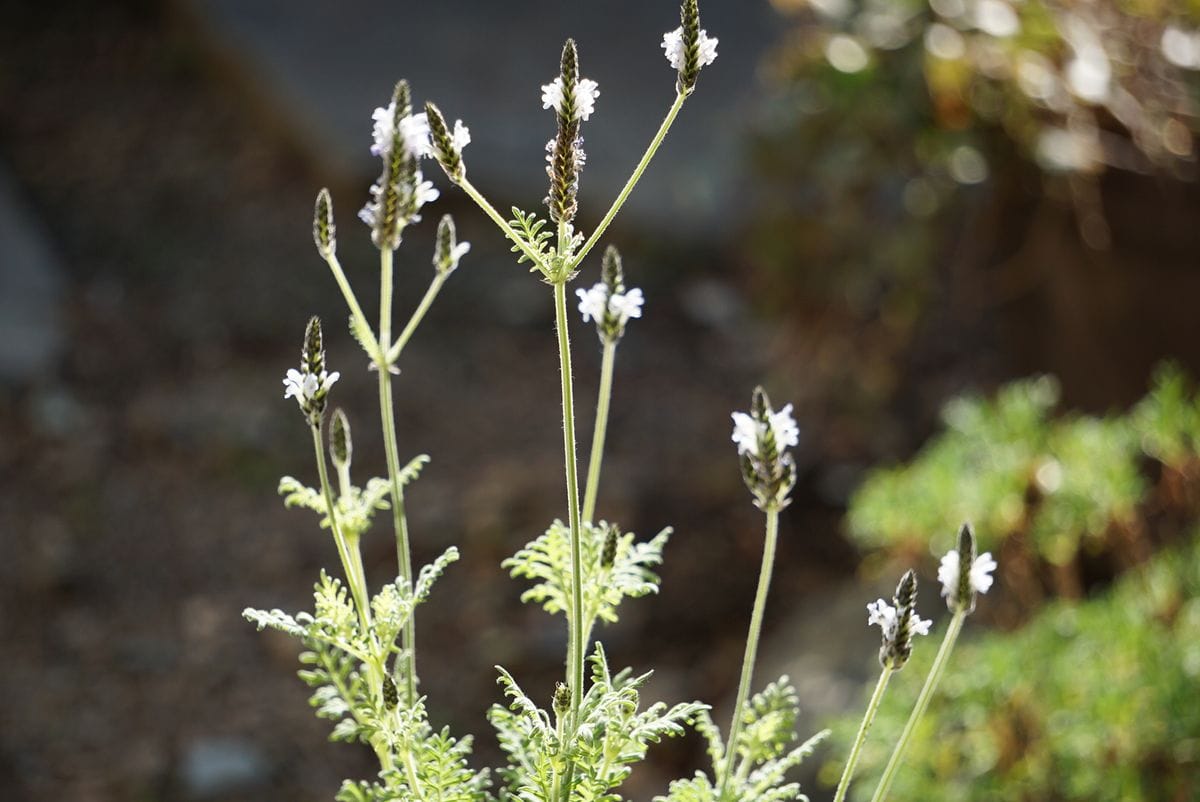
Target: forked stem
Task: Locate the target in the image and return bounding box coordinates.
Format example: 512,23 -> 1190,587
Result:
869,611 -> 967,802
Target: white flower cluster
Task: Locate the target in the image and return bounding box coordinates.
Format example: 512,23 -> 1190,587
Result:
576,283 -> 644,327
867,598 -> 933,640
283,367 -> 340,411
661,26 -> 719,71
541,77 -> 600,121
938,548 -> 998,601
731,404 -> 799,459
370,104 -> 471,161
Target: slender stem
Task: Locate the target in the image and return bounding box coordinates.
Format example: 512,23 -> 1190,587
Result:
832,666 -> 895,802
869,611 -> 967,802
322,253 -> 385,363
581,341 -> 616,524
569,92 -> 686,271
387,272 -> 449,364
457,176 -> 550,273
311,423 -> 371,635
378,246 -> 418,706
717,507 -> 780,801
553,280 -> 586,722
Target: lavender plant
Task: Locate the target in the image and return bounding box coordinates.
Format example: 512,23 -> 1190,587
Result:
243,3 -> 997,801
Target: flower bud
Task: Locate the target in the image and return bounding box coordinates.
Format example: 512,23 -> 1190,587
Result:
330,408 -> 352,469
425,102 -> 465,181
552,681 -> 572,716
382,675 -> 399,710
313,188 -> 336,259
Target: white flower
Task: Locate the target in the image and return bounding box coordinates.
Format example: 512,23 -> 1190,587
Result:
867,599 -> 932,640
371,107 -> 471,161
370,101 -> 396,157
576,283 -> 645,327
541,77 -> 600,121
730,404 -> 800,458
282,367 -> 340,408
938,549 -> 998,600
661,26 -> 719,71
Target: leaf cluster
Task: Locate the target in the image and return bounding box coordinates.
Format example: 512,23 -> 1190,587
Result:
504,520 -> 670,628
657,677 -> 829,802
489,643 -> 706,802
278,453 -> 428,539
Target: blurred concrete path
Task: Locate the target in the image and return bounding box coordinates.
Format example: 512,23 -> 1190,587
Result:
185,0 -> 784,240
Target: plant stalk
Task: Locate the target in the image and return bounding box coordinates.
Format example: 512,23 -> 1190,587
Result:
387,272 -> 449,364
378,246 -> 418,706
833,665 -> 895,802
581,340 -> 617,524
553,279 -> 586,722
868,611 -> 967,802
311,423 -> 371,636
717,506 -> 780,801
569,91 -> 686,271
457,176 -> 550,273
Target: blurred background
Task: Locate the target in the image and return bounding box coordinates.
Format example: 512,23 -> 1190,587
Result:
2,0 -> 1200,800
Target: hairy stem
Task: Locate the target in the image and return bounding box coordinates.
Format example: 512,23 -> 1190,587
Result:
569,91 -> 686,271
311,423 -> 371,636
717,507 -> 780,801
322,253 -> 384,363
869,611 -> 967,802
457,176 -> 550,273
833,665 -> 895,802
553,279 -> 586,721
378,246 -> 417,706
386,271 -> 449,364
581,341 -> 616,524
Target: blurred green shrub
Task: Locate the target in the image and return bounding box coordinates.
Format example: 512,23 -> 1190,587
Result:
821,527 -> 1200,801
849,364 -> 1200,603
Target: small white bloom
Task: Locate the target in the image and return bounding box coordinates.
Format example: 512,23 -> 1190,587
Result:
731,403 -> 800,457
576,283 -> 609,323
451,120 -> 471,152
443,241 -> 471,273
867,598 -> 932,639
541,77 -> 600,121
398,112 -> 433,159
609,288 -> 644,325
938,549 -> 998,600
282,367 -> 340,408
370,102 -> 396,157
661,26 -> 719,71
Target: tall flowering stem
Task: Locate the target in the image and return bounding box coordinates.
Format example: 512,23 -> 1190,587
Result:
832,666 -> 895,802
377,245 -> 418,706
553,279 -> 586,721
717,507 -> 780,802
581,340 -> 615,524
569,91 -> 685,272
868,611 -> 967,802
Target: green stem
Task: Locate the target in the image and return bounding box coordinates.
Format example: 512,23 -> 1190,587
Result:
311,423 -> 371,636
457,176 -> 550,273
581,341 -> 616,524
322,253 -> 384,363
386,272 -> 449,365
869,611 -> 967,802
378,246 -> 417,706
569,92 -> 686,271
717,507 -> 780,801
553,279 -> 586,723
832,665 -> 895,802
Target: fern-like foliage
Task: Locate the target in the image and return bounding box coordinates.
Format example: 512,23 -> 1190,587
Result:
509,206 -> 554,270
504,520 -> 670,629
279,455 -> 427,539
244,549 -> 459,740
656,676 -> 829,802
489,643 -> 705,802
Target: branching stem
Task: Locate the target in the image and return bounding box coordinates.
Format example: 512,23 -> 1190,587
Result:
869,611 -> 967,802
457,176 -> 551,273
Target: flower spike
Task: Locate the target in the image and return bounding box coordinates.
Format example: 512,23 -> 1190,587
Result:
576,245 -> 644,344
313,188 -> 336,259
868,570 -> 932,670
663,0 -> 718,95
425,101 -> 467,182
731,387 -> 799,510
544,39 -> 597,224
938,522 -> 997,614
283,316 -> 340,426
433,214 -> 471,275
330,407 -> 352,469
